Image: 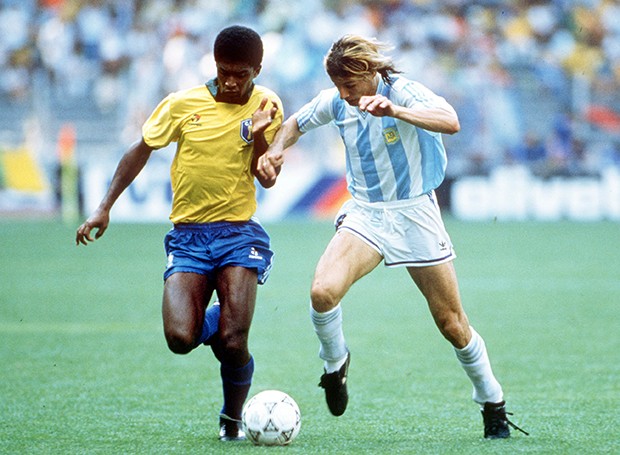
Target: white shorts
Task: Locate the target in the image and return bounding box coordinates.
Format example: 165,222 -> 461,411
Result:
334,192 -> 456,267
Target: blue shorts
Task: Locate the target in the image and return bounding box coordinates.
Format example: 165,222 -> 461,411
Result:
163,219 -> 274,284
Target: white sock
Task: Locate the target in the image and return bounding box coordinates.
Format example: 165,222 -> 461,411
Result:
310,304 -> 348,373
454,327 -> 504,405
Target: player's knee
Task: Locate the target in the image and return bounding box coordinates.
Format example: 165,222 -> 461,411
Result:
310,281 -> 339,312
164,327 -> 195,355
436,314 -> 469,348
219,328 -> 249,364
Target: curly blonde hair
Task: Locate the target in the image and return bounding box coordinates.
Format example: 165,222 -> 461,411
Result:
324,35 -> 401,84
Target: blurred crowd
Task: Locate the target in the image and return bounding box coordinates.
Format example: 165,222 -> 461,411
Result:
1,0 -> 619,176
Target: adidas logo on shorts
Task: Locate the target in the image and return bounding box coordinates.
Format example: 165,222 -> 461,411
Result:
248,247 -> 263,260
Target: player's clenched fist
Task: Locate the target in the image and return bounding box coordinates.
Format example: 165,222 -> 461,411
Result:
257,151 -> 282,181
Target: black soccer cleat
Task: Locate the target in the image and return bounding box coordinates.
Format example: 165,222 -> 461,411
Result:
481,401 -> 529,439
318,351 -> 350,416
218,414 -> 246,442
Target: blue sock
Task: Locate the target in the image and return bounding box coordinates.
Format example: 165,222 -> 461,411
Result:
198,302 -> 220,346
220,356 -> 254,420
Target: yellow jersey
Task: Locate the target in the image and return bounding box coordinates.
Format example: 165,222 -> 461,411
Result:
142,82 -> 283,223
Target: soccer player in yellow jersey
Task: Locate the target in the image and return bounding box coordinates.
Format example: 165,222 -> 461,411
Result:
76,26 -> 283,441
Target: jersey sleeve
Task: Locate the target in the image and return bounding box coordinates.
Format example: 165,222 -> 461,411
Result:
294,89 -> 337,133
398,80 -> 451,111
142,93 -> 181,149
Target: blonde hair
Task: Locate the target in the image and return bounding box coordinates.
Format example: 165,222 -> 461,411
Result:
324,35 -> 400,84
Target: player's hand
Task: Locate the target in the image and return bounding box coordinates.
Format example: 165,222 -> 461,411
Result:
358,95 -> 395,117
252,97 -> 278,135
257,150 -> 283,181
75,209 -> 110,246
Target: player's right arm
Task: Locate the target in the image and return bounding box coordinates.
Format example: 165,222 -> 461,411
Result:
258,89 -> 335,181
257,116 -> 303,181
76,139 -> 154,245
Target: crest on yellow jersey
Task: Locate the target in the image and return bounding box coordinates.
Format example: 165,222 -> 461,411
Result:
240,119 -> 253,144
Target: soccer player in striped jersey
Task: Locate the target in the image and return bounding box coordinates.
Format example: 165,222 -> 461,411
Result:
76,25 -> 283,441
258,35 -> 526,439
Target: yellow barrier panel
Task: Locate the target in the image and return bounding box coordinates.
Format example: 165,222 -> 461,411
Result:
0,148 -> 47,192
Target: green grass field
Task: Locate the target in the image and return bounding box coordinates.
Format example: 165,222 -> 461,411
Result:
1,218 -> 618,454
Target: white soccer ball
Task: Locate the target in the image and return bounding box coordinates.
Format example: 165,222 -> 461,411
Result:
242,390 -> 301,446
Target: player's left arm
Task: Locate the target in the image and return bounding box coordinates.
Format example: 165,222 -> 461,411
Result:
359,95 -> 460,135
251,97 -> 281,188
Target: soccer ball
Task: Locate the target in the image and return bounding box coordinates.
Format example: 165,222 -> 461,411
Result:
242,390 -> 301,446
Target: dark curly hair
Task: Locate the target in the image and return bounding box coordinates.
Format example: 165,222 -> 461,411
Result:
214,25 -> 263,68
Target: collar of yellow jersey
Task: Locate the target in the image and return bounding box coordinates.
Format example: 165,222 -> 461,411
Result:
205,78 -> 254,105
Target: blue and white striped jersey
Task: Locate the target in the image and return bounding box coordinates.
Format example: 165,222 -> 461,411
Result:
295,76 -> 449,203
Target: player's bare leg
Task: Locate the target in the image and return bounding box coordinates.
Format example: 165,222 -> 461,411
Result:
407,262 -> 470,348
210,266 -> 258,441
162,272 -> 213,354
311,230 -> 382,312
311,231 -> 382,415
408,262 -> 527,438
210,266 -> 257,366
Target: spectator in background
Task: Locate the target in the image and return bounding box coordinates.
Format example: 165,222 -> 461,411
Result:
0,2 -> 34,98
509,131 -> 548,175
1,0 -> 619,179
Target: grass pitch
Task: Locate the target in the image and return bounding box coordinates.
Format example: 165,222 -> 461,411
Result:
1,218 -> 618,454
